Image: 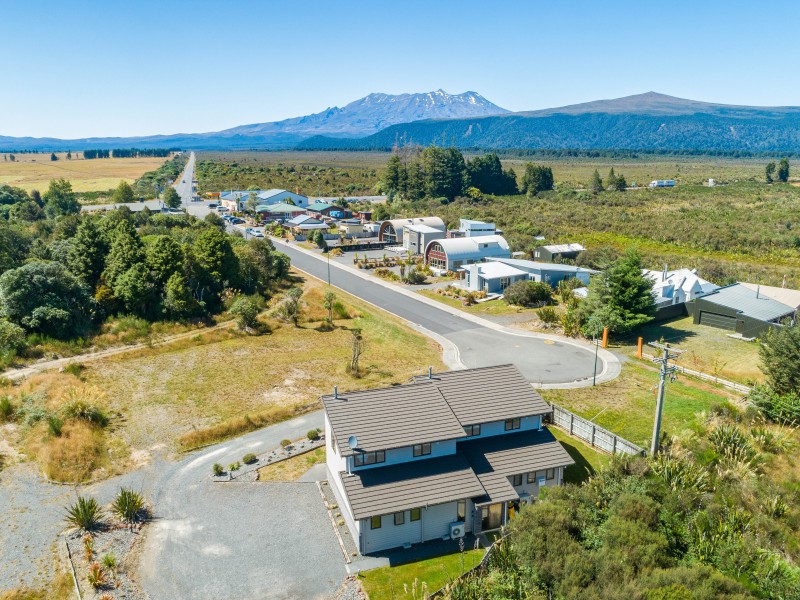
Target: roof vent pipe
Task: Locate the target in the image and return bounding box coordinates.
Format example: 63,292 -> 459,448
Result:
428,366 -> 433,380
334,386 -> 338,399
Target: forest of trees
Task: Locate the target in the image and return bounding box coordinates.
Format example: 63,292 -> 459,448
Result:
383,148 -> 547,201
0,179 -> 290,360
82,148 -> 177,159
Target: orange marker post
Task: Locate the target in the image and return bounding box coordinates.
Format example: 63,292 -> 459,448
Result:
601,327 -> 609,349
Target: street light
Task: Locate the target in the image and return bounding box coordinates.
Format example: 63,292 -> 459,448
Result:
327,251 -> 331,286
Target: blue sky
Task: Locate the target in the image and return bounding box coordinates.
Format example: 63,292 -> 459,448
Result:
4,0 -> 800,138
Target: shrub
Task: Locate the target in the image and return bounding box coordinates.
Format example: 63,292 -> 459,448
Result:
280,439 -> 291,448
405,269 -> 427,285
111,488 -> 145,525
65,496 -> 104,532
538,306 -> 559,325
748,385 -> 800,425
242,453 -> 258,465
374,267 -> 399,281
212,463 -> 224,476
228,461 -> 240,472
47,415 -> 63,437
504,280 -> 553,306
86,562 -> 107,589
62,363 -> 84,378
307,429 -> 320,441
61,394 -> 109,428
0,395 -> 13,422
463,292 -> 477,306
101,553 -> 117,573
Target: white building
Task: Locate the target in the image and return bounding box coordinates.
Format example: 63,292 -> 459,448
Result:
323,365 -> 573,554
220,189 -> 309,212
378,217 -> 446,245
643,266 -> 719,306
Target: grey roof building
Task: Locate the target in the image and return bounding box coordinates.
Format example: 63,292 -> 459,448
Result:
323,364 -> 574,554
688,283 -> 796,338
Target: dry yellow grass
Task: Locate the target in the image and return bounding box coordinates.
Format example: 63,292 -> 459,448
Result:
0,152 -> 167,193
256,447 -> 326,481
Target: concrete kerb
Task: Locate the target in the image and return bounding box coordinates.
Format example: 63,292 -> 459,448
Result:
274,237 -> 621,389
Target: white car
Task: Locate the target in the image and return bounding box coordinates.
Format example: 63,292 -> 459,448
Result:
251,230 -> 264,238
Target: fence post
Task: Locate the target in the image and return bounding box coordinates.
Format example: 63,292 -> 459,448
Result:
569,413 -> 574,435
612,436 -> 617,456
591,424 -> 596,447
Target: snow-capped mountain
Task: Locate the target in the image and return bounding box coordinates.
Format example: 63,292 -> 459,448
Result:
221,90 -> 510,138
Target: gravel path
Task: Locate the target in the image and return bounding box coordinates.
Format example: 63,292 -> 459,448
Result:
0,411 -> 328,595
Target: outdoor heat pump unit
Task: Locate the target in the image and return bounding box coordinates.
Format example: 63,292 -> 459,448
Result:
518,492 -> 532,505
450,521 -> 465,540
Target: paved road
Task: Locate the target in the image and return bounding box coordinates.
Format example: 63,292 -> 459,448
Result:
276,242 -> 618,387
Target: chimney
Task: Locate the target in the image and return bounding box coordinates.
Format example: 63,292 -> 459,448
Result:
334,386 -> 338,399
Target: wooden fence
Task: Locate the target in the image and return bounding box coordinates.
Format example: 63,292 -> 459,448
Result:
641,353 -> 751,394
550,403 -> 645,457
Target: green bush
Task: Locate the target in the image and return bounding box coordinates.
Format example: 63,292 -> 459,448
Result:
212,463 -> 224,476
64,496 -> 104,532
504,280 -> 553,307
242,453 -> 258,464
62,363 -> 84,378
0,396 -> 13,422
280,439 -> 291,448
538,306 -> 559,325
111,488 -> 145,525
748,385 -> 800,425
307,429 -> 320,441
229,461 -> 240,472
101,553 -> 117,573
47,415 -> 63,437
405,269 -> 427,285
61,398 -> 109,427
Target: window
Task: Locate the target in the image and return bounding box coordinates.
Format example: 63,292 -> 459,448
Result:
371,515 -> 382,529
464,424 -> 481,437
499,277 -> 511,291
512,474 -> 523,486
457,499 -> 466,521
410,508 -> 421,522
546,468 -> 555,480
413,443 -> 431,457
394,512 -> 405,526
504,418 -> 521,431
354,450 -> 386,467
527,472 -> 536,484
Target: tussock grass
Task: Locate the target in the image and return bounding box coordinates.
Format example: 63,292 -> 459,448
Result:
39,420 -> 106,482
179,404 -> 314,450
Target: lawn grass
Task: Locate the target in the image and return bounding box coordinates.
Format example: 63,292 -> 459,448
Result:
256,447 -> 325,481
0,153 -> 168,193
542,362 -> 741,448
547,425 -> 611,484
359,548 -> 485,600
617,316 -> 763,385
417,289 -> 531,318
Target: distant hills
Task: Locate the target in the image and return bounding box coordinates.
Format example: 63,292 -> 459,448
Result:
0,90 -> 508,152
298,92 -> 800,153
4,91 -> 800,153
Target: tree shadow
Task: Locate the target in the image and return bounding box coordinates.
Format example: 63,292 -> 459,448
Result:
557,437 -> 600,485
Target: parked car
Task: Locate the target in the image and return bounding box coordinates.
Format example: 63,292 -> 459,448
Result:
208,203 -> 218,208
230,217 -> 244,224
251,230 -> 264,238
216,206 -> 229,213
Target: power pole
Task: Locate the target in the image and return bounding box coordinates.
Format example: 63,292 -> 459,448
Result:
648,342 -> 683,456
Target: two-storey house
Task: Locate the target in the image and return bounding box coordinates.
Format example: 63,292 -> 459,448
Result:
323,364 -> 574,554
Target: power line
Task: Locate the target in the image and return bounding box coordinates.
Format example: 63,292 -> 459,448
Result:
648,341 -> 683,456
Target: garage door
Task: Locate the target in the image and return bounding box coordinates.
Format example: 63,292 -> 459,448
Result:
699,311 -> 736,330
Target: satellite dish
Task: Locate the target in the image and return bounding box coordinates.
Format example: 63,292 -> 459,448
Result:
348,435 -> 359,450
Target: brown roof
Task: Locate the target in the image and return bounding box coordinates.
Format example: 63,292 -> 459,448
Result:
460,429 -> 575,503
414,364 -> 551,426
322,383 -> 464,457
340,454 -> 485,520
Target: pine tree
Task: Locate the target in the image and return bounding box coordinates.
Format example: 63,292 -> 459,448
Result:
765,162 -> 776,183
67,219 -> 109,289
111,180 -> 135,204
50,152 -> 58,162
777,158 -> 790,183
607,168 -> 616,190
103,221 -> 145,289
589,170 -> 604,194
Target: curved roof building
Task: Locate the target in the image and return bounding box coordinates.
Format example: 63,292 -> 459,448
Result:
424,235 -> 511,272
378,217 -> 446,243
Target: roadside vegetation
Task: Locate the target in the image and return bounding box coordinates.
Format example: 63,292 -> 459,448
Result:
0,184 -> 290,370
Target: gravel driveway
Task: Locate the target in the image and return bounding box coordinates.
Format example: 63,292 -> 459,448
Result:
139,480 -> 346,599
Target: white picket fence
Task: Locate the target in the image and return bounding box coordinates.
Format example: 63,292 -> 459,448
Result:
550,403 -> 645,457
641,353 -> 751,394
